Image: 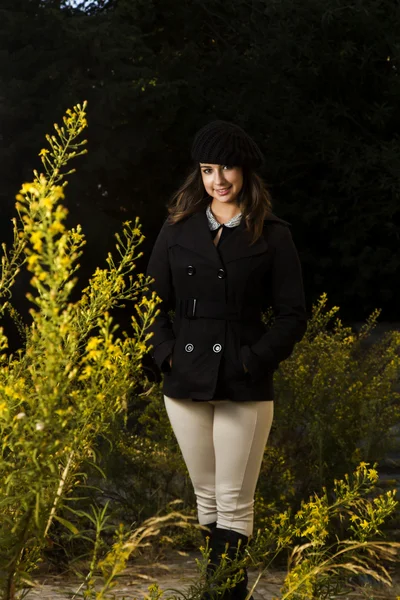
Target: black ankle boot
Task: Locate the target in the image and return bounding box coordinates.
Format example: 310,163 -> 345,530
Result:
218,529 -> 253,600
202,526 -> 228,600
205,527 -> 253,600
199,522 -> 218,600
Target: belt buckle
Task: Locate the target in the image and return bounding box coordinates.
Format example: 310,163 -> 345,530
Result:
186,298 -> 197,319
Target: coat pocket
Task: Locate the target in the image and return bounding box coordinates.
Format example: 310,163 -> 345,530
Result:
224,327 -> 247,380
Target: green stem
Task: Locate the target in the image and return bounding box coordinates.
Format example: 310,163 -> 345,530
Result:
44,449 -> 75,538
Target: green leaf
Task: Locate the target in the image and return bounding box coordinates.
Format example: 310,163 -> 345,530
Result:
53,515 -> 79,535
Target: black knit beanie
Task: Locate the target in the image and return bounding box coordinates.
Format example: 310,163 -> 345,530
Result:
191,120 -> 264,168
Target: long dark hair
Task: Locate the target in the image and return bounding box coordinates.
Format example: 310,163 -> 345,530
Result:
166,164 -> 273,245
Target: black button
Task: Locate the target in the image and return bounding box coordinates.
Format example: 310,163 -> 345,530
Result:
187,265 -> 196,276
217,268 -> 226,279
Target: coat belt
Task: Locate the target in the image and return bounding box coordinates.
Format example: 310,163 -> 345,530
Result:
176,298 -> 261,322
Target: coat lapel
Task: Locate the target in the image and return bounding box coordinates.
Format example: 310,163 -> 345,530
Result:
174,210 -> 288,265
222,213 -> 290,263
174,211 -> 222,266
220,220 -> 267,264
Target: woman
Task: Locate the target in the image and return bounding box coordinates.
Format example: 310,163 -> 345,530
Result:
146,120 -> 307,599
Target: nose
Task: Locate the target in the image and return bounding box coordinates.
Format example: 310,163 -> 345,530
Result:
213,168 -> 227,185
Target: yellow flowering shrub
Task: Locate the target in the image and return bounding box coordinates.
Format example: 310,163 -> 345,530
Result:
256,293 -> 400,517
92,381 -> 193,531
250,463 -> 399,599
0,104 -> 160,597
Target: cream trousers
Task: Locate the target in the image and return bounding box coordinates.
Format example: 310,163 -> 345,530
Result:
164,396 -> 274,537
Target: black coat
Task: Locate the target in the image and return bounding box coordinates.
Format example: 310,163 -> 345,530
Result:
145,210 -> 307,401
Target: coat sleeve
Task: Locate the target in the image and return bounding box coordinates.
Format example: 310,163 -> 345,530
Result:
145,220 -> 176,373
240,224 -> 307,381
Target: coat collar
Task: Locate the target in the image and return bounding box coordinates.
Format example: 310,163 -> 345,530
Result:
173,210 -> 289,266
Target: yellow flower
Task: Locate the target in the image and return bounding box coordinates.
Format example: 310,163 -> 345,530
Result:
40,196 -> 54,210
30,231 -> 43,251
27,254 -> 39,269
49,221 -> 65,234
52,186 -> 65,200
39,148 -> 49,157
79,365 -> 93,380
87,337 -> 101,351
137,342 -> 146,353
21,182 -> 37,195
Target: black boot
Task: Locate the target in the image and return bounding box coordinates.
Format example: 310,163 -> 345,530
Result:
199,521 -> 218,600
202,526 -> 229,600
205,527 -> 253,600
217,529 -> 253,600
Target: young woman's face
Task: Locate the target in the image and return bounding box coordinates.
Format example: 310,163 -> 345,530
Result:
199,163 -> 244,205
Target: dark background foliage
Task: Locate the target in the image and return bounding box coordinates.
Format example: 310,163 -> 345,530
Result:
1,0 -> 400,338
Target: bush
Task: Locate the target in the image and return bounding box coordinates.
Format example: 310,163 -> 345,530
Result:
0,103 -> 160,598
252,463 -> 400,600
87,382 -> 197,545
257,294 -> 400,517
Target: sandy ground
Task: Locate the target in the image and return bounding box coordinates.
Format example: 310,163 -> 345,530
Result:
24,549 -> 400,600
25,549 -> 285,600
